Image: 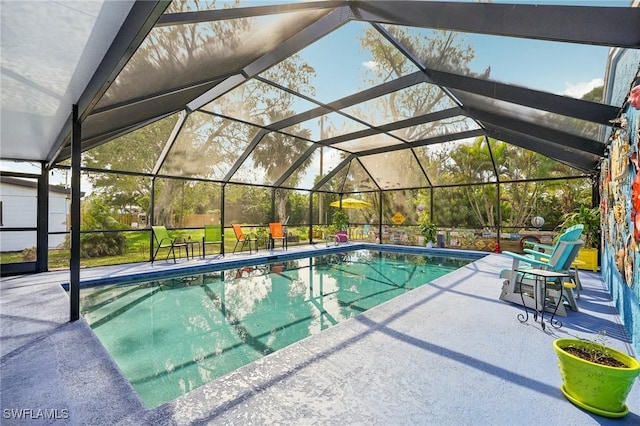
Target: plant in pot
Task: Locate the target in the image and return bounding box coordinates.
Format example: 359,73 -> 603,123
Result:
331,209 -> 350,242
556,205 -> 600,271
418,215 -> 437,248
553,336 -> 640,418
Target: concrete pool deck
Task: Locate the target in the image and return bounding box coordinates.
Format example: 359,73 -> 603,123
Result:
1,243 -> 639,425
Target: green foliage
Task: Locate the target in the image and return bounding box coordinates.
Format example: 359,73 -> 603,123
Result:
22,247 -> 36,261
418,214 -> 437,243
556,205 -> 601,248
80,196 -> 127,258
331,209 -> 349,232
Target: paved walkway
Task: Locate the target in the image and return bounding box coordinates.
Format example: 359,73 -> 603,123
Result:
1,244 -> 638,425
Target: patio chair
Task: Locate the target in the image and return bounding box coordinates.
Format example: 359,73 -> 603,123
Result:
499,239 -> 583,317
358,224 -> 372,240
152,225 -> 188,263
202,224 -> 224,257
522,224 -> 584,259
232,224 -> 258,254
268,222 -> 287,251
522,224 -> 584,299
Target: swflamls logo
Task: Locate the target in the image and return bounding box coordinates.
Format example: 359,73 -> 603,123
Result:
3,408 -> 69,420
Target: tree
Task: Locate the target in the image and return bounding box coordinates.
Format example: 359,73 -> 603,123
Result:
79,195 -> 127,258
82,114 -> 179,220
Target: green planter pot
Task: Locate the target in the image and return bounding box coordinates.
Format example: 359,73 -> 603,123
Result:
553,338 -> 640,418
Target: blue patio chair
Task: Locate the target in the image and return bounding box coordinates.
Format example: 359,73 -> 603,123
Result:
523,224 -> 584,261
499,238 -> 584,317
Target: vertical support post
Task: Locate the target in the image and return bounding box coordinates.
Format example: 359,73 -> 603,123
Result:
319,116 -> 324,224
220,184 -> 226,255
70,105 -> 81,322
309,191 -> 314,244
377,190 -> 382,243
149,177 -> 156,261
591,175 -> 600,208
36,163 -> 49,272
429,187 -> 434,221
271,188 -> 276,222
496,182 -> 501,243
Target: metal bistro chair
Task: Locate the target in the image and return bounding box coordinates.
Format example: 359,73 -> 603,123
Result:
268,222 -> 287,251
151,225 -> 188,263
232,224 -> 258,254
202,224 -> 224,257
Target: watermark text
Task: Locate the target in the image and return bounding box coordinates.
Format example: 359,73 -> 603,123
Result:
3,408 -> 69,420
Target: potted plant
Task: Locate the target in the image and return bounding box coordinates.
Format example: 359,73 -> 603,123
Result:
331,209 -> 350,242
556,205 -> 600,271
553,337 -> 640,417
331,209 -> 349,232
418,216 -> 437,248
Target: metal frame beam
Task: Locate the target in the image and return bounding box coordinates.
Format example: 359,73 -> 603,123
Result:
36,163 -> 49,272
483,126 -> 599,173
70,105 -> 81,321
312,154 -> 356,191
466,107 -> 604,156
353,1 -> 640,48
267,71 -> 426,131
156,1 -> 345,26
430,70 -> 619,125
152,111 -> 188,176
321,107 -> 464,147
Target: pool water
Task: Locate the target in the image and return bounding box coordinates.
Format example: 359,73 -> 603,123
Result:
81,249 -> 474,408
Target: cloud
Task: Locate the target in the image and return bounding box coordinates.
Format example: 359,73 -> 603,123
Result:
362,60 -> 380,70
561,78 -> 603,98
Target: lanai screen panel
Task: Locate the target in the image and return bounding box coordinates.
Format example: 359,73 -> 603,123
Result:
332,133 -> 406,153
433,186 -> 492,229
224,184 -> 271,226
382,24 -> 616,104
229,132 -> 313,185
341,82 -> 457,128
159,112 -> 262,179
164,1 -> 321,13
281,145 -> 344,190
264,21 -> 421,105
359,151 -> 428,190
392,116 -> 481,143
95,8 -> 331,110
318,163 -> 350,194
487,139 -> 585,181
451,89 -> 606,142
340,191 -> 377,225
382,189 -> 422,226
82,114 -> 180,173
415,136 -> 496,186
279,112 -> 370,141
340,159 -> 380,192
201,79 -> 318,126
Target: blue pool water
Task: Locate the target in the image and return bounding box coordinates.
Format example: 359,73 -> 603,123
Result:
81,249 -> 476,408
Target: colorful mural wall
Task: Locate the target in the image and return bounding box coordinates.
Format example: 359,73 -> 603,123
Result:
600,79 -> 640,355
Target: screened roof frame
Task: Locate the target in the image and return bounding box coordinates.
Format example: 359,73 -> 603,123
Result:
44,1 -> 640,195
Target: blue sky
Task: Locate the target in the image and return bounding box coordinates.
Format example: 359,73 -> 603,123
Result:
300,17 -> 618,105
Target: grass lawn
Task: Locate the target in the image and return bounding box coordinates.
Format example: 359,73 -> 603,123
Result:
1,226 -> 314,270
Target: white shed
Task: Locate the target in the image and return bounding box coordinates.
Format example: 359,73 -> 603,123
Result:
0,176 -> 71,252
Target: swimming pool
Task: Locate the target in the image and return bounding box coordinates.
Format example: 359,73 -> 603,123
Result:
81,248 -> 478,408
